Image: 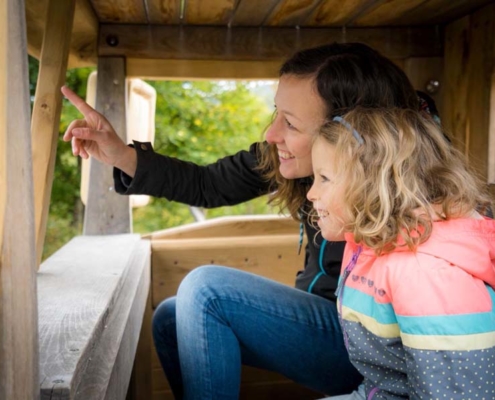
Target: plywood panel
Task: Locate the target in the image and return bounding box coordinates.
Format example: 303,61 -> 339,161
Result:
184,0 -> 236,25
31,0 -> 76,267
89,0 -> 147,23
353,0 -> 425,27
146,0 -> 182,24
0,0 -> 39,398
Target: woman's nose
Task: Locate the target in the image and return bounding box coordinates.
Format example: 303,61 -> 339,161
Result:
265,118 -> 283,144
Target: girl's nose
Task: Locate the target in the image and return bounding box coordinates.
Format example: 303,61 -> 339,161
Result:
307,184 -> 317,202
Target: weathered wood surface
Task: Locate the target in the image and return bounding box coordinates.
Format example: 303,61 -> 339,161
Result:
99,25 -> 443,61
83,57 -> 131,235
31,0 -> 76,267
442,2 -> 495,181
38,234 -> 150,400
0,0 -> 40,398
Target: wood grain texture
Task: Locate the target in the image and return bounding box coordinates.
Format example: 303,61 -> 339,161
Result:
83,57 -> 131,235
146,215 -> 301,240
264,0 -> 323,27
442,3 -> 495,180
126,289 -> 153,400
26,0 -> 98,68
151,234 -> 304,307
38,235 -> 150,400
229,0 -> 281,26
305,0 -> 371,26
0,0 -> 39,398
89,0 -> 147,23
184,0 -> 236,25
126,58 -> 282,79
146,0 -> 182,24
31,0 -> 76,267
404,57 -> 444,114
99,24 -> 443,61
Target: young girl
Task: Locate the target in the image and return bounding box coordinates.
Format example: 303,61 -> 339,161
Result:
308,108 -> 495,399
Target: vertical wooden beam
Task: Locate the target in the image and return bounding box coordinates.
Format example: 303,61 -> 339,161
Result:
31,0 -> 76,266
84,57 -> 131,235
0,0 -> 39,398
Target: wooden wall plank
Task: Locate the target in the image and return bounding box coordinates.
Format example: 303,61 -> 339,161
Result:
99,24 -> 443,62
83,57 -> 131,235
404,57 -> 444,115
89,0 -> 147,23
0,0 -> 39,398
442,3 -> 495,180
31,0 -> 76,267
146,0 -> 182,24
151,234 -> 304,307
184,0 -> 236,25
126,289 -> 153,400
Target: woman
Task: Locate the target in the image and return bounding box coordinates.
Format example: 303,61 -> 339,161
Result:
308,108 -> 494,399
62,42 -> 426,399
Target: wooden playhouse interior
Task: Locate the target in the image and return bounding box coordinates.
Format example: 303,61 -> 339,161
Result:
2,0 -> 495,399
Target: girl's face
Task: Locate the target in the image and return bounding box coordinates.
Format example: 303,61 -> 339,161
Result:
307,137 -> 348,241
265,74 -> 326,179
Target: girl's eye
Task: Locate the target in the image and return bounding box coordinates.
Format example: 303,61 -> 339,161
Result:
320,174 -> 332,183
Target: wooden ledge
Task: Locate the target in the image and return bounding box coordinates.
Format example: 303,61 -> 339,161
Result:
37,234 -> 151,400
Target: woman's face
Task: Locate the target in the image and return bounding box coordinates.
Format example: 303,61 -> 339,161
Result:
265,74 -> 326,179
307,137 -> 347,241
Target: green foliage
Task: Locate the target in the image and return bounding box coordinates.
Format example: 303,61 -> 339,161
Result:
29,55 -> 276,260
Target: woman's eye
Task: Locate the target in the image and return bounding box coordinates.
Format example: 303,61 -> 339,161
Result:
285,118 -> 296,129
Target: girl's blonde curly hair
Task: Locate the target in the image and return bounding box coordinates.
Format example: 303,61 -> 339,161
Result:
316,108 -> 492,255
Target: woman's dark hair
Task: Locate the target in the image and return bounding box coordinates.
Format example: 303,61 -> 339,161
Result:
258,42 -> 421,220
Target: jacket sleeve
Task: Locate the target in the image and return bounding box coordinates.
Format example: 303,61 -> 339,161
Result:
390,255 -> 495,398
113,141 -> 271,208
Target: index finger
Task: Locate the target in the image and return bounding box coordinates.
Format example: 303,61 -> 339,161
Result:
61,85 -> 96,117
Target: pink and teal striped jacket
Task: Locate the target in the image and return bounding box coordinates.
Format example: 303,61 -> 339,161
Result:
338,217 -> 495,399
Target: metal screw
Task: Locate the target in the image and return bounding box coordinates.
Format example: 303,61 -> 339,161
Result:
425,79 -> 440,95
106,35 -> 119,47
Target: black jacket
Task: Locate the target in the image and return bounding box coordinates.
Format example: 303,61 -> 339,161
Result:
114,141 -> 344,301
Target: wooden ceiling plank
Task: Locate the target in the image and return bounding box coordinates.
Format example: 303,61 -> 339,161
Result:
264,0 -> 323,27
184,0 -> 236,25
352,0 -> 427,27
99,24 -> 442,63
229,0 -> 280,27
304,0 -> 370,27
359,0 -> 493,26
146,0 -> 182,24
89,0 -> 147,23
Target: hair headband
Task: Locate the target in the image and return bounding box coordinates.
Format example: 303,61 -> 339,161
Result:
332,116 -> 364,145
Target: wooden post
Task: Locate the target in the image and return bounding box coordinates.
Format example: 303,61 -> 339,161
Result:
83,57 -> 131,235
0,0 -> 39,398
31,0 -> 76,266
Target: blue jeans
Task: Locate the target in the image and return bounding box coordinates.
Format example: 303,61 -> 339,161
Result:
152,265 -> 362,400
